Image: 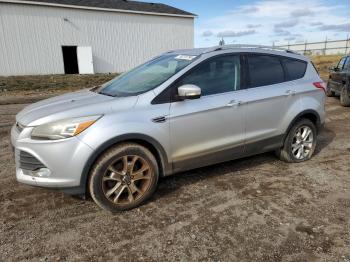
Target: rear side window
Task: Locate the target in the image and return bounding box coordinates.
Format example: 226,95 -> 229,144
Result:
282,58 -> 307,81
344,57 -> 350,70
247,55 -> 284,88
337,57 -> 346,70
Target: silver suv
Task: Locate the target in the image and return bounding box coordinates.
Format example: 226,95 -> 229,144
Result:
11,45 -> 326,212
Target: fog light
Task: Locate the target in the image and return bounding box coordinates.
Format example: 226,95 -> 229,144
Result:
22,168 -> 51,178
34,168 -> 51,177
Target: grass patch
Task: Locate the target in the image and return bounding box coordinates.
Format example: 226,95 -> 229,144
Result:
0,73 -> 118,94
311,54 -> 343,80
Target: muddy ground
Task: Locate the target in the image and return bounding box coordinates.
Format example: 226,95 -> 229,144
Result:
0,94 -> 350,262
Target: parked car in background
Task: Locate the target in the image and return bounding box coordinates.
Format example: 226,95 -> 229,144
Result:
326,55 -> 350,106
11,45 -> 326,212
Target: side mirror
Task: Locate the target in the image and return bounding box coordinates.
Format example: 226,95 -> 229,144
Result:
329,66 -> 339,71
177,84 -> 201,100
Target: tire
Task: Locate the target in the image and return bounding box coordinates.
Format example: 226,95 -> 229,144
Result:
89,143 -> 159,212
276,119 -> 317,163
340,84 -> 350,107
326,82 -> 335,97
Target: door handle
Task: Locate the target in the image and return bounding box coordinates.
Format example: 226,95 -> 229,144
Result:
227,100 -> 243,107
152,115 -> 167,123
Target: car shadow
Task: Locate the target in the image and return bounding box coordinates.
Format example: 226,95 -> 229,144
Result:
154,128 -> 336,201
154,152 -> 278,200
313,126 -> 336,156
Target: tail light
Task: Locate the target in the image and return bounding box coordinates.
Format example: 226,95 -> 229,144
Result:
313,82 -> 326,93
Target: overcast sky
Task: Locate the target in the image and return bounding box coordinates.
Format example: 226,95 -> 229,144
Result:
140,0 -> 350,47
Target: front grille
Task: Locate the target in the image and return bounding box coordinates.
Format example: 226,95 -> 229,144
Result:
19,151 -> 46,171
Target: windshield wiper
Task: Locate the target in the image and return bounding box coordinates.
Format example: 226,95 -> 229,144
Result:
98,91 -> 117,97
90,85 -> 101,93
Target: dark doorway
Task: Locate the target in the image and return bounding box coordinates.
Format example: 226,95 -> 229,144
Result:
62,46 -> 79,74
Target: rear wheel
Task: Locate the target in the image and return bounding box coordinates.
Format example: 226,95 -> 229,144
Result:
326,82 -> 335,97
276,119 -> 317,163
89,143 -> 159,212
340,84 -> 350,107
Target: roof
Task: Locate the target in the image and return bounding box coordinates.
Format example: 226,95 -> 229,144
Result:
167,45 -> 308,61
0,0 -> 196,17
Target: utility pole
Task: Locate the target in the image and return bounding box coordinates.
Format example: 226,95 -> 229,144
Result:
304,40 -> 307,55
324,36 -> 328,55
219,37 -> 225,46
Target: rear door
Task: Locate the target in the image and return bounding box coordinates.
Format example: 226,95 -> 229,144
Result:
342,57 -> 350,85
243,53 -> 299,153
169,54 -> 246,172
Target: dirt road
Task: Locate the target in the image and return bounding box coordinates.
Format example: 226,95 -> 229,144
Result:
0,96 -> 349,261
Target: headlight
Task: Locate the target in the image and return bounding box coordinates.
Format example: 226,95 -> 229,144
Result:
31,115 -> 102,140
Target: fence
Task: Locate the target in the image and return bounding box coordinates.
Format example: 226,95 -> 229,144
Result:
276,38 -> 350,56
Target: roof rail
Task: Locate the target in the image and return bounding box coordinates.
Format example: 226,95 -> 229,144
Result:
205,44 -> 300,55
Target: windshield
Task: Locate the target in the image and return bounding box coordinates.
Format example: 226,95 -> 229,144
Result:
98,54 -> 197,97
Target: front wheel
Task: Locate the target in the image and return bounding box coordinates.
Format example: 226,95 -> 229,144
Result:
276,119 -> 317,163
340,84 -> 350,107
326,82 -> 335,97
89,143 -> 159,212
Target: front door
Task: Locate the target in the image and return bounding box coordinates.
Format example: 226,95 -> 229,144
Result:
168,55 -> 246,172
330,57 -> 346,92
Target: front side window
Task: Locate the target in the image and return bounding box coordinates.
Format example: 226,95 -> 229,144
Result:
176,55 -> 241,96
98,54 -> 197,97
247,55 -> 284,88
282,58 -> 307,81
344,57 -> 350,70
337,57 -> 346,70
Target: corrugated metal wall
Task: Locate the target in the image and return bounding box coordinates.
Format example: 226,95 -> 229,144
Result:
0,3 -> 194,76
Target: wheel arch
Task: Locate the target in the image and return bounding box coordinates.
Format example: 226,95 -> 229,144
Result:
345,79 -> 350,91
283,109 -> 322,144
80,134 -> 170,196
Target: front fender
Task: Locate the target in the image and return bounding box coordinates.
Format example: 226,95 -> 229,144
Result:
76,111 -> 171,194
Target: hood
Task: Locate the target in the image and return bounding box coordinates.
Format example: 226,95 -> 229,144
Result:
16,89 -> 138,126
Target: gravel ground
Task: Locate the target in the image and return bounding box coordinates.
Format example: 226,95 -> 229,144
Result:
0,95 -> 350,262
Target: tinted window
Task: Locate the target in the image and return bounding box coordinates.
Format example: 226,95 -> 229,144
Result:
177,55 -> 241,96
344,57 -> 350,70
337,57 -> 346,70
283,58 -> 307,81
247,55 -> 284,88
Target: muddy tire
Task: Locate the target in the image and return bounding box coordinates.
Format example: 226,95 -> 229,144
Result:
326,82 -> 335,97
340,84 -> 350,107
89,143 -> 159,212
276,119 -> 317,163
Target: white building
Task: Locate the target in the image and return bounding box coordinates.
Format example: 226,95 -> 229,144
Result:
0,0 -> 195,76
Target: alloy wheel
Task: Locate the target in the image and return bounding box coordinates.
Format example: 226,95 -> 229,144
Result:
326,82 -> 333,96
291,126 -> 314,160
102,155 -> 152,204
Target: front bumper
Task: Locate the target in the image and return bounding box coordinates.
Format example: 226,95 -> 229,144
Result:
11,124 -> 94,193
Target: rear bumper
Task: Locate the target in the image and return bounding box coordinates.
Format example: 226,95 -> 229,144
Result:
11,124 -> 94,195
